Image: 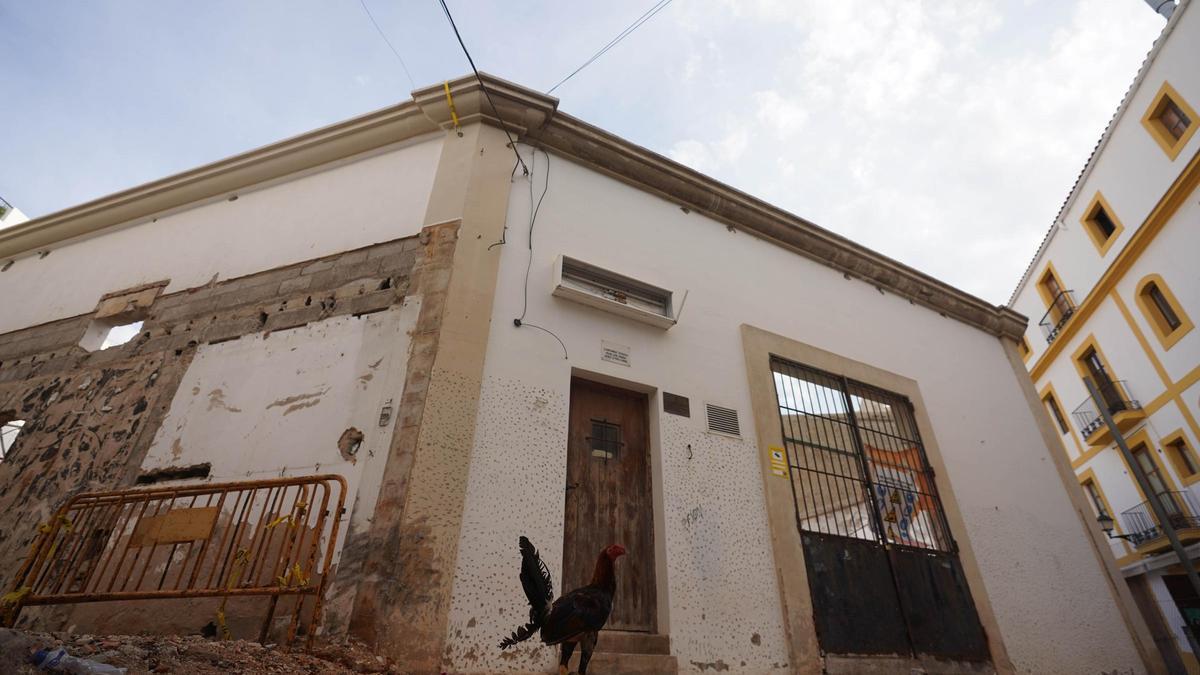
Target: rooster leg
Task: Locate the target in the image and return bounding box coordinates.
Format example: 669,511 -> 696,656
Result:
577,632 -> 598,675
558,640 -> 576,675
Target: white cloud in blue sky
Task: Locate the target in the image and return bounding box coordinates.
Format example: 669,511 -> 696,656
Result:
0,0 -> 1163,303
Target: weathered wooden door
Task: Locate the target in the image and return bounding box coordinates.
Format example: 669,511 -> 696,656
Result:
563,378 -> 656,632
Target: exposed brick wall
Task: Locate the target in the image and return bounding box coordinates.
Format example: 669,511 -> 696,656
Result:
0,233 -> 425,611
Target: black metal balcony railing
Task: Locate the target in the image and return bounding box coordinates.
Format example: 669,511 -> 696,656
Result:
1071,380 -> 1140,438
1121,491 -> 1200,546
1038,290 -> 1077,344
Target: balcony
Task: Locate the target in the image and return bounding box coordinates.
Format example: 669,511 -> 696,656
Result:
1072,380 -> 1144,446
1121,491 -> 1200,553
1038,290 -> 1077,344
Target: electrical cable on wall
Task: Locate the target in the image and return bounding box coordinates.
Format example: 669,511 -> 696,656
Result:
509,145 -> 568,359
437,0 -> 529,176
546,0 -> 676,94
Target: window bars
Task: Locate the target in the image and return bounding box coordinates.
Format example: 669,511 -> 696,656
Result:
771,356 -> 954,552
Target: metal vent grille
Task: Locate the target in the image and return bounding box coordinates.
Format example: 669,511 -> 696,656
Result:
705,403 -> 740,436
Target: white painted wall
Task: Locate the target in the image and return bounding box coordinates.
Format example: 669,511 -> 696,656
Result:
0,204 -> 29,230
1013,1 -> 1200,363
444,148 -> 1143,673
0,135 -> 442,335
1115,195 -> 1200,381
140,304 -> 419,566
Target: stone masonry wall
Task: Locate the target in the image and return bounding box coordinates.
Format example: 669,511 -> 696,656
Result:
0,232 -> 425,610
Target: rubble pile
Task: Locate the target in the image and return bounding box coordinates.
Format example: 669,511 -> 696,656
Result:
0,628 -> 398,674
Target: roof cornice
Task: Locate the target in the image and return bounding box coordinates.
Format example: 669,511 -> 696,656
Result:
2,72 -> 1024,340
523,97 -> 1026,340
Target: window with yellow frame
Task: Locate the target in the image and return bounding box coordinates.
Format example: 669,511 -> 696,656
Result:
1163,430 -> 1200,486
1134,274 -> 1193,350
1079,192 -> 1124,257
1141,81 -> 1198,161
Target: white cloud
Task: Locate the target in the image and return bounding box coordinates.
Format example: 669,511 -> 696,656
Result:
659,0 -> 1161,303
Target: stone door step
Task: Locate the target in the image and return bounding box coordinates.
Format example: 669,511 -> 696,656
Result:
595,631 -> 670,655
584,651 -> 679,674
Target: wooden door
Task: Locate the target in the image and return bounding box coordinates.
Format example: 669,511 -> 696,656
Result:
563,378 -> 656,632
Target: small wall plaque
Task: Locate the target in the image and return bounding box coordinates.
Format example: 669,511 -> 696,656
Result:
663,392 -> 690,417
601,340 -> 631,367
769,445 -> 789,478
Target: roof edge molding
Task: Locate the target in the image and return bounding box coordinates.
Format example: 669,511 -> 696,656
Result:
1,72 -> 1024,340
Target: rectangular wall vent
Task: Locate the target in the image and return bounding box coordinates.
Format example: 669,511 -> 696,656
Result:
705,403 -> 740,437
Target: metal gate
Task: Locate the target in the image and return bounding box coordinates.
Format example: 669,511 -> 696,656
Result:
1,475 -> 346,649
771,356 -> 989,661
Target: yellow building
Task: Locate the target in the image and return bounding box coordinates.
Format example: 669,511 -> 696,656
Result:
1010,1 -> 1200,671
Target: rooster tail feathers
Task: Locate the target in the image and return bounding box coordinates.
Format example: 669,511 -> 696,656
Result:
498,621 -> 540,650
517,536 -> 554,623
499,536 -> 553,651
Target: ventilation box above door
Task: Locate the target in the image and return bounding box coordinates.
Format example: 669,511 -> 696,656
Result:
551,255 -> 681,329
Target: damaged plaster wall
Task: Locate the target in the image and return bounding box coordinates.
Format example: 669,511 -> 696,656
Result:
0,135 -> 442,335
0,354 -> 192,594
0,228 -> 428,638
140,303 -> 419,566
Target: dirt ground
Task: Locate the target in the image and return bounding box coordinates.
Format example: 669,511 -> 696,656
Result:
0,628 -> 401,674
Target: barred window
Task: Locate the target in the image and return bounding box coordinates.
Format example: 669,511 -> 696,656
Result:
771,356 -> 954,552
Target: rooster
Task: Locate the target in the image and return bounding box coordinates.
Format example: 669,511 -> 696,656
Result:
499,536 -> 626,675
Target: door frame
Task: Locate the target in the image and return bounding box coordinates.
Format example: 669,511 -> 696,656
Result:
567,367 -> 670,636
740,325 -> 1012,672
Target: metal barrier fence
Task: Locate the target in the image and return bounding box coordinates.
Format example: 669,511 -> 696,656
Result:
1,474 -> 346,649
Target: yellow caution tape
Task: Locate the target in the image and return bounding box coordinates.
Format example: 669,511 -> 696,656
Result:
293,562 -> 309,587
276,562 -> 310,589
0,585 -> 31,625
443,81 -> 461,133
35,516 -> 75,563
215,548 -> 250,641
37,515 -> 71,534
1,586 -> 31,606
216,607 -> 230,642
267,502 -> 308,530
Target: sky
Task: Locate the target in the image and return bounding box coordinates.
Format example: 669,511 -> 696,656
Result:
0,0 -> 1166,305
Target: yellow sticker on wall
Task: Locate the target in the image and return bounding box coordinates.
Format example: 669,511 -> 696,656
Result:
768,445 -> 788,477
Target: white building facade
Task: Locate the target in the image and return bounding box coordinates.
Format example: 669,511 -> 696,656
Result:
0,74 -> 1164,673
0,196 -> 29,231
1010,1 -> 1200,672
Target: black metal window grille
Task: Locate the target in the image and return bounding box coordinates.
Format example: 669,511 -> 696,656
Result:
588,420 -> 622,460
771,356 -> 954,553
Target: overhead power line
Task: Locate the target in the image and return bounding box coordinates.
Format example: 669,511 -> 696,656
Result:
437,0 -> 530,176
358,0 -> 417,90
546,0 -> 676,95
